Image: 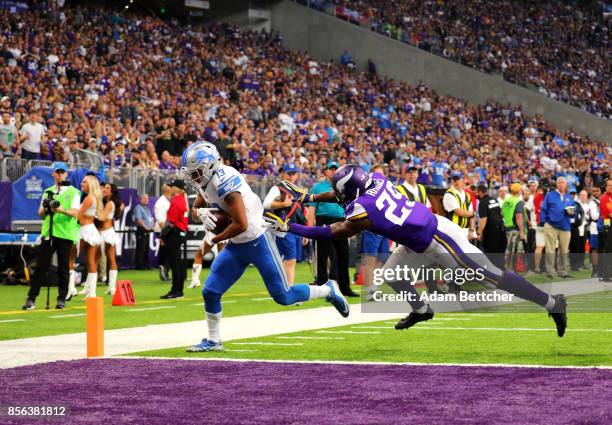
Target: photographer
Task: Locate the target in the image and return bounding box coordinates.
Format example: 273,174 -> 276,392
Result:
22,162 -> 80,310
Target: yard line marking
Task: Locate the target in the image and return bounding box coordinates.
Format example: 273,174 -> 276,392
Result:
351,326 -> 392,329
117,356 -> 612,370
0,319 -> 26,323
250,297 -> 272,301
50,314 -> 86,319
126,306 -> 176,312
275,336 -> 345,340
409,327 -> 612,332
225,349 -> 259,353
231,342 -> 303,346
316,330 -> 381,334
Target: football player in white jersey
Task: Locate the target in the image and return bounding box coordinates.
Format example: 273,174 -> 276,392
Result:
181,142 -> 349,352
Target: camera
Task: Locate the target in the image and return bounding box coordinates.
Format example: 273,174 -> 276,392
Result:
42,191 -> 60,213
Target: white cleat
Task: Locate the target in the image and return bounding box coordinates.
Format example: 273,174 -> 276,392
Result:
187,280 -> 201,289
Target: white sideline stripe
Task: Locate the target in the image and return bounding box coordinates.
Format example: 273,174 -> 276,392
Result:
127,306 -> 176,312
231,342 -> 303,346
114,356 -> 612,370
316,330 -> 381,334
275,336 -> 345,340
250,297 -> 272,301
351,326 -> 392,329
50,314 -> 86,319
225,350 -> 259,353
410,327 -> 612,332
0,319 -> 26,323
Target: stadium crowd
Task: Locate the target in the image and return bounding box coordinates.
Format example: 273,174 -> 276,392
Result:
0,2 -> 609,194
310,0 -> 612,119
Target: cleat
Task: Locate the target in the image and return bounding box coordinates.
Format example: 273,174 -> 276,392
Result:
548,294 -> 567,337
160,293 -> 184,299
395,307 -> 434,330
55,300 -> 65,310
22,298 -> 35,311
186,339 -> 224,352
159,265 -> 169,281
325,280 -> 350,318
187,280 -> 201,289
66,287 -> 78,302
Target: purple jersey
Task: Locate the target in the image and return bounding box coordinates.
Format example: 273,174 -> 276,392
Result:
345,172 -> 436,252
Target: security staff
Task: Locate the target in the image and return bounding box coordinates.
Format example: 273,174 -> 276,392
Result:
22,162 -> 80,310
397,165 -> 431,208
397,165 -> 440,293
309,161 -> 356,297
443,172 -> 475,240
263,163 -> 306,286
160,179 -> 188,299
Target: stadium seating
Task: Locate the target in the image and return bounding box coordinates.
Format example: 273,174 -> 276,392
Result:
0,3 -> 608,192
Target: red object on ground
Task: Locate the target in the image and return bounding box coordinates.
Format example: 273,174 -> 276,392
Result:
112,280 -> 135,306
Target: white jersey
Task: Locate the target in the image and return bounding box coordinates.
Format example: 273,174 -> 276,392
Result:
200,164 -> 265,244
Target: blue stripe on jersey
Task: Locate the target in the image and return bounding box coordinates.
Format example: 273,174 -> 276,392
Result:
217,175 -> 242,198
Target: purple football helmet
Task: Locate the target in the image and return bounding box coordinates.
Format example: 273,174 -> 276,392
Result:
332,164 -> 372,206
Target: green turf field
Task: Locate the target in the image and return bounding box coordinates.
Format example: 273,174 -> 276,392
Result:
129,293 -> 612,367
0,264 -> 353,341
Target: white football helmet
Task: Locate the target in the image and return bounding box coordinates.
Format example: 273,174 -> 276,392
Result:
181,141 -> 222,189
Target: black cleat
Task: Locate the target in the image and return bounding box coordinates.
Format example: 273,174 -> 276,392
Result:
548,294 -> 567,337
160,292 -> 184,299
395,307 -> 434,330
22,298 -> 35,311
55,300 -> 65,310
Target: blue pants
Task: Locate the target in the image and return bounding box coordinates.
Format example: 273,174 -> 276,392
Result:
276,232 -> 301,261
203,232 -> 310,314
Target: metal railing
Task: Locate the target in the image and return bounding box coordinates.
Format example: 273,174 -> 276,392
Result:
0,157 -> 320,198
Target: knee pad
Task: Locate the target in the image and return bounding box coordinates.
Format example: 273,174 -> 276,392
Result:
202,287 -> 222,314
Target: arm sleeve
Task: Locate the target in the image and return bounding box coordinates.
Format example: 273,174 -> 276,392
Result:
262,186 -> 281,210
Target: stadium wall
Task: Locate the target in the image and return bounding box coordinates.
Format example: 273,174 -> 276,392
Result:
269,1 -> 612,144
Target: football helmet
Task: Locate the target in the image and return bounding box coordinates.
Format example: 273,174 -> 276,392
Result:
181,141 -> 222,189
332,164 -> 372,207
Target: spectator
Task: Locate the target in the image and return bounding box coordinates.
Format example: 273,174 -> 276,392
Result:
540,177 -> 575,279
599,180 -> 612,282
0,112 -> 17,156
586,186 -> 601,278
309,161 -> 356,297
570,190 -> 589,271
18,111 -> 45,160
132,194 -> 154,270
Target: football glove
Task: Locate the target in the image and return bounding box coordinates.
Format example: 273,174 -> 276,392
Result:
263,212 -> 289,233
197,208 -> 218,232
280,180 -> 315,203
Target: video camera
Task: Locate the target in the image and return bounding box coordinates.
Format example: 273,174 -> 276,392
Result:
42,190 -> 60,213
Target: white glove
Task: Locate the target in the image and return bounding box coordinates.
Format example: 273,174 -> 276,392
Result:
197,208 -> 218,231
263,212 -> 288,233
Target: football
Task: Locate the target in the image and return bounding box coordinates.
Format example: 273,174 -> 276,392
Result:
211,210 -> 233,234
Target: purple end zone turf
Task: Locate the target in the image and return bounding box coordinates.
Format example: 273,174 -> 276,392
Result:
0,359 -> 610,425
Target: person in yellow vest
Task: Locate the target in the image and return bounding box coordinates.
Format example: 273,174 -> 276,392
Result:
397,165 -> 431,209
396,165 -> 442,294
442,172 -> 475,241
502,183 -> 526,271
22,162 -> 81,310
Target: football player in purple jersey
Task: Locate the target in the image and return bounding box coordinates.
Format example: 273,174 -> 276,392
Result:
265,164 -> 567,337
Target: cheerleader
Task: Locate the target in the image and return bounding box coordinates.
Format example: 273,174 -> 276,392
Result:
78,175 -> 104,298
101,183 -> 122,295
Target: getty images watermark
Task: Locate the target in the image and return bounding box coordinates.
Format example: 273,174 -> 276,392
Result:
370,265 -> 514,303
